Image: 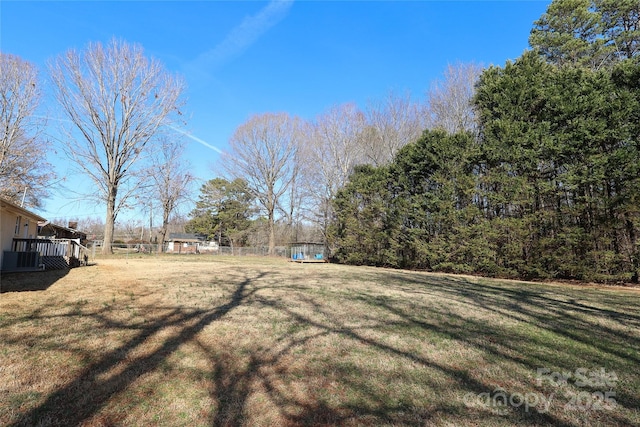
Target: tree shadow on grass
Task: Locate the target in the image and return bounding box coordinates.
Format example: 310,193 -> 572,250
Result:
384,272 -> 640,365
5,266 -> 639,426
251,294 -> 579,427
7,272 -> 265,427
366,273 -> 640,421
190,269 -> 638,426
0,269 -> 70,293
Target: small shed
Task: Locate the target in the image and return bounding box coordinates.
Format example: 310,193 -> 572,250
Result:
166,233 -> 204,254
290,242 -> 327,263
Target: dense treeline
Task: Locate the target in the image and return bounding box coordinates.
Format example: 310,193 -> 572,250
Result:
331,52 -> 640,282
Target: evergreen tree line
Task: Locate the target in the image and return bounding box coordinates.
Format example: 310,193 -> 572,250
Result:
330,52 -> 640,282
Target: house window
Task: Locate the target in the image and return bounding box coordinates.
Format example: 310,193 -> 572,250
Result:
15,216 -> 22,236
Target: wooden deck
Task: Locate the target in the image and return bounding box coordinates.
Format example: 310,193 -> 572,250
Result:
290,258 -> 327,263
8,238 -> 89,271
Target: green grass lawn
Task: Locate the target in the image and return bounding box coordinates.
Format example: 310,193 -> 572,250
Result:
1,256 -> 638,426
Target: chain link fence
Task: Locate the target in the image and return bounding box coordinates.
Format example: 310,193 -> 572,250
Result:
89,242 -> 289,258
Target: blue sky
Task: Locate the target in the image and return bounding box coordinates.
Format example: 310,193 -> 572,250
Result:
1,0 -> 551,223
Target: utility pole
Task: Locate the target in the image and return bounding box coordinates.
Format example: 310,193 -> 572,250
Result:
149,200 -> 153,243
20,187 -> 28,207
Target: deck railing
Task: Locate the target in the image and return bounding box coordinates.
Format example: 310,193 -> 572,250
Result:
11,238 -> 89,268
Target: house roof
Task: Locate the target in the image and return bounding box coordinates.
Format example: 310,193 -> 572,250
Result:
168,233 -> 205,242
38,221 -> 87,237
0,197 -> 47,222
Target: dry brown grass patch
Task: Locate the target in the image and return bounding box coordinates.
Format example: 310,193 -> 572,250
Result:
1,256 -> 639,426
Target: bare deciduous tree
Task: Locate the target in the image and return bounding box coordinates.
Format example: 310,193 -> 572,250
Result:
76,216 -> 105,241
0,53 -> 54,207
49,39 -> 185,253
149,136 -> 195,252
223,112 -> 300,255
363,91 -> 425,166
302,103 -> 367,242
426,62 -> 483,134
280,131 -> 305,244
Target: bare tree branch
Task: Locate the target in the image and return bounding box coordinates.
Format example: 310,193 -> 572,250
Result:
301,103 -> 367,243
0,53 -> 54,207
364,91 -> 426,166
148,135 -> 195,252
49,39 -> 185,253
223,112 -> 300,255
426,62 -> 483,135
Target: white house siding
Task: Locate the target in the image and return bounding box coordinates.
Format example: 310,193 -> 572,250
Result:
0,199 -> 46,270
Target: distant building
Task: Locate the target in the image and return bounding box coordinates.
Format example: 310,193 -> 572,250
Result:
166,233 -> 206,254
38,220 -> 87,243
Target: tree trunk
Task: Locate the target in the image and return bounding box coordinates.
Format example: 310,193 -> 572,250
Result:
102,186 -> 117,254
268,209 -> 275,256
157,212 -> 169,253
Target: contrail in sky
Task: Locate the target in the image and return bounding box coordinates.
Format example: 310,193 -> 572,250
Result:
167,125 -> 223,154
37,115 -> 223,155
192,0 -> 294,70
